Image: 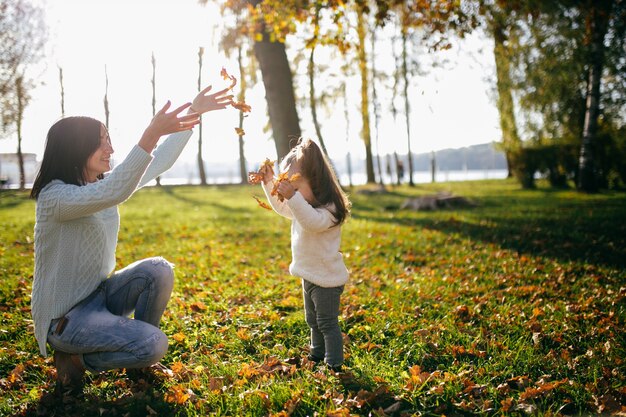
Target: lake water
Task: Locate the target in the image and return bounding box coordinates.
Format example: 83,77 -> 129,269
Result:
151,169 -> 509,187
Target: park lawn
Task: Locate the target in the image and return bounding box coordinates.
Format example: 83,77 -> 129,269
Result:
0,179 -> 625,416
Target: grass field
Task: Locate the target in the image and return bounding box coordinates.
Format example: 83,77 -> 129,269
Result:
1,179 -> 625,416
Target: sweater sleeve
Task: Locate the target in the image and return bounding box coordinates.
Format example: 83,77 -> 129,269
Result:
41,145 -> 153,222
138,130 -> 193,188
261,181 -> 293,219
285,192 -> 337,232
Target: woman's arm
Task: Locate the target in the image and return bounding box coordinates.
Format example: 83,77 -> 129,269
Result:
138,85 -> 233,188
137,130 -> 193,188
44,146 -> 153,222
42,102 -> 200,222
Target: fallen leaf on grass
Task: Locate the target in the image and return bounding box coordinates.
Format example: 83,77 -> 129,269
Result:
172,332 -> 186,343
164,384 -> 193,405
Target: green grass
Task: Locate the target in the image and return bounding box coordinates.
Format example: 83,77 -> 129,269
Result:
1,179 -> 625,416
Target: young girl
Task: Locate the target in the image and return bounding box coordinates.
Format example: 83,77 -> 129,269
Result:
30,84 -> 232,395
259,138 -> 351,371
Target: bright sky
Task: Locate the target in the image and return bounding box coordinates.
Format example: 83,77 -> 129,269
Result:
0,0 -> 501,170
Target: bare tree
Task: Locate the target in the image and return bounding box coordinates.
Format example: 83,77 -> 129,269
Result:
58,66 -> 65,117
15,76 -> 26,189
0,0 -> 46,188
236,45 -> 249,184
371,24 -> 385,187
104,65 -> 110,129
197,47 -> 208,185
152,52 -> 162,186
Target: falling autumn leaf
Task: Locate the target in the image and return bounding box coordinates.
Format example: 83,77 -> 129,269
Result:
253,196 -> 272,211
220,67 -> 237,90
232,101 -> 252,113
248,158 -> 275,185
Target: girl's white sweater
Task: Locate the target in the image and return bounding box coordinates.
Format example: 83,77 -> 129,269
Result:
31,131 -> 192,356
262,183 -> 349,288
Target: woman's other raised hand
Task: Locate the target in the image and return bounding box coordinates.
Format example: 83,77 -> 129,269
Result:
139,101 -> 200,153
190,85 -> 234,114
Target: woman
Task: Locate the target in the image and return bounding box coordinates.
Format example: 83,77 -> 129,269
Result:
30,85 -> 232,395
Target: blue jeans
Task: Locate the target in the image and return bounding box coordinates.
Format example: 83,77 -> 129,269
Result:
47,257 -> 174,372
302,279 -> 344,366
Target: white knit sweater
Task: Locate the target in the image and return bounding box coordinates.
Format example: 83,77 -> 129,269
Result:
31,130 -> 193,356
262,183 -> 348,288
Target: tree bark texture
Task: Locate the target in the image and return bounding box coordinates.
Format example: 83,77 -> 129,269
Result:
492,19 -> 521,178
578,0 -> 612,192
357,11 -> 376,184
254,36 -> 301,160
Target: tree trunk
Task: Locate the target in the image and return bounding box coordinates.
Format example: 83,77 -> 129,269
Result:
237,45 -> 248,184
492,19 -> 521,178
104,65 -> 110,129
371,28 -> 385,187
16,76 -> 25,190
253,36 -> 301,160
152,52 -> 162,186
401,28 -> 415,186
308,7 -> 330,159
197,47 -> 207,185
342,82 -> 353,187
59,66 -> 65,117
357,10 -> 376,184
578,1 -> 612,193
309,46 -> 331,158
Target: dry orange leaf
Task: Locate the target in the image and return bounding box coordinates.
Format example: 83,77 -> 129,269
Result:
247,158 -> 275,185
220,67 -> 237,90
172,332 -> 186,343
271,172 -> 301,202
253,196 -> 272,210
235,127 -> 245,136
232,101 -> 252,113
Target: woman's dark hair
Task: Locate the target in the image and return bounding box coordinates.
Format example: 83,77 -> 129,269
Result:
30,116 -> 103,199
282,138 -> 351,225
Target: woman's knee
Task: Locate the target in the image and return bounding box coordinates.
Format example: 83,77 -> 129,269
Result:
136,329 -> 168,366
142,257 -> 174,293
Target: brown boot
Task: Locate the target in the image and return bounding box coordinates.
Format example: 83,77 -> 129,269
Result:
54,350 -> 85,396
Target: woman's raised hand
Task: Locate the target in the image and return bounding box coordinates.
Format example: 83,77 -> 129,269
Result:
138,101 -> 200,153
190,85 -> 234,114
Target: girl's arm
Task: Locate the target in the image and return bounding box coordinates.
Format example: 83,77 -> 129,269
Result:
261,181 -> 293,219
285,192 -> 337,232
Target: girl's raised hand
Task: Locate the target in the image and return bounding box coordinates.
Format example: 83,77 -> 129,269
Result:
191,85 -> 234,114
139,101 -> 200,153
259,164 -> 274,184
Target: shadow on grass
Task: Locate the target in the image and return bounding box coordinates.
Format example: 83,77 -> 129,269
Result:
353,197 -> 626,270
157,185 -> 250,213
0,190 -> 31,209
20,378 -> 185,417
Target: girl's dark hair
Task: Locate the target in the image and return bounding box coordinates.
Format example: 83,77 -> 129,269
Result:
30,116 -> 103,199
282,138 -> 351,225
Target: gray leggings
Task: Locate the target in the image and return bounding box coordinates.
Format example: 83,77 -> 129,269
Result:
302,279 -> 344,366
